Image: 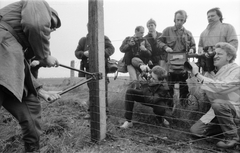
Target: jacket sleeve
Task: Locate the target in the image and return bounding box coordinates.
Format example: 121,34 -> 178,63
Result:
141,39 -> 152,57
21,0 -> 52,60
226,24 -> 238,50
188,31 -> 196,53
141,81 -> 169,104
104,36 -> 115,58
120,37 -> 132,53
198,32 -> 204,48
197,67 -> 240,94
157,28 -> 169,50
75,37 -> 86,59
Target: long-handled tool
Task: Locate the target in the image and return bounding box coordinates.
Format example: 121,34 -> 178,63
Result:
59,64 -> 94,76
47,63 -> 102,101
58,77 -> 93,96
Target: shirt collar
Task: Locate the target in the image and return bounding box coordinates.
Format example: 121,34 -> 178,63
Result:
173,25 -> 184,31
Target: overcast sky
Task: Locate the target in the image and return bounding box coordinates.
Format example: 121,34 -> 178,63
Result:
1,0 -> 240,78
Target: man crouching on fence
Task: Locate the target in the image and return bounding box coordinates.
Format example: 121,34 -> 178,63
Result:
120,66 -> 171,129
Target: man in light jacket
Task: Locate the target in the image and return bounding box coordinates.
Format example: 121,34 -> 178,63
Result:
198,7 -> 238,54
188,42 -> 240,149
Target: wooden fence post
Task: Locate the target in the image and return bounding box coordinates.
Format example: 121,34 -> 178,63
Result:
88,0 -> 106,142
70,60 -> 75,77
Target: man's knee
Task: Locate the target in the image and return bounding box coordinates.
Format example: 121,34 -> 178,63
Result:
23,94 -> 41,115
190,120 -> 206,137
131,57 -> 143,68
211,100 -> 230,114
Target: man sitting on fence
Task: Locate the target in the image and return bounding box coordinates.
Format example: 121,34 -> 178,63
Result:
120,65 -> 171,129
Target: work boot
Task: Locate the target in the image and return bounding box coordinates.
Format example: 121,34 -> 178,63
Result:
157,117 -> 170,127
120,121 -> 133,129
216,137 -> 238,149
23,142 -> 40,153
162,118 -> 170,127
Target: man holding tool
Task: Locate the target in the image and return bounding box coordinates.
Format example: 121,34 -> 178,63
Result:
0,0 -> 61,152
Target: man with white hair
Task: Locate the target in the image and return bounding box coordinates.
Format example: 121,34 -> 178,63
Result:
188,42 -> 240,149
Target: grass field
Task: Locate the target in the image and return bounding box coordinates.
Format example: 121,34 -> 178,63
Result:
0,76 -> 239,153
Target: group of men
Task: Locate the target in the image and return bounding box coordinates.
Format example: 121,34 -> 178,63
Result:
0,0 -> 239,152
75,7 -> 239,150
118,7 -> 237,124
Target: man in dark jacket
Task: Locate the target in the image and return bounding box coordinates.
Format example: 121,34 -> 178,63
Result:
144,18 -> 164,68
75,23 -> 115,119
120,66 -> 171,129
0,1 -> 61,152
120,26 -> 152,81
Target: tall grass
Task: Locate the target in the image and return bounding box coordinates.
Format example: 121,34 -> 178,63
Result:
0,77 -> 223,153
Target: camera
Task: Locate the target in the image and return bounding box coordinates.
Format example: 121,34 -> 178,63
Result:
184,46 -> 216,72
141,71 -> 151,81
129,37 -> 136,45
199,46 -> 216,72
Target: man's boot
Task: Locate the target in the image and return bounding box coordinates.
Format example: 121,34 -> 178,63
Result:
216,137 -> 238,149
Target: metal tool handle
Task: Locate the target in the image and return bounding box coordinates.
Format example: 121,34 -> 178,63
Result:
59,64 -> 93,76
47,78 -> 93,102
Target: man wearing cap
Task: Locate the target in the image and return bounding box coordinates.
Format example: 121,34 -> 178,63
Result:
144,18 -> 164,68
0,0 -> 61,152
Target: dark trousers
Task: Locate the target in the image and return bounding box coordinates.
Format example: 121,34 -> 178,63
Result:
0,86 -> 41,144
168,72 -> 189,100
124,88 -> 166,122
30,65 -> 41,79
190,101 -> 239,140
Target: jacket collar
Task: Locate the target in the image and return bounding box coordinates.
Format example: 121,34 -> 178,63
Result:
207,20 -> 221,30
173,25 -> 184,31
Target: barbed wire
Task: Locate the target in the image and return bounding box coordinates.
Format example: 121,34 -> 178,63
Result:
81,34 -> 240,44
79,73 -> 239,152
1,70 -> 240,152
44,31 -> 240,151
